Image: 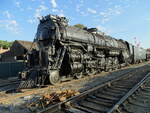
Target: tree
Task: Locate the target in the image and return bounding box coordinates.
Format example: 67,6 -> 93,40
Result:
73,24 -> 86,29
146,48 -> 150,51
0,40 -> 13,49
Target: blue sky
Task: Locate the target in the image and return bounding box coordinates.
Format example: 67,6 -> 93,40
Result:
0,0 -> 150,48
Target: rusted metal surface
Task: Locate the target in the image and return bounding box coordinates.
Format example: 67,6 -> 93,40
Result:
27,90 -> 80,110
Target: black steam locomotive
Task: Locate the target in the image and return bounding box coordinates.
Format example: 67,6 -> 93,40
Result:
19,14 -> 147,88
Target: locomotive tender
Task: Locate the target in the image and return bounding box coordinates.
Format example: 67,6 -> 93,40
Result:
19,14 -> 147,88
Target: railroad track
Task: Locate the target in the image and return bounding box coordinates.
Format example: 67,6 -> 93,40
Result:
0,79 -> 20,92
38,65 -> 150,113
0,78 -> 20,87
113,76 -> 150,113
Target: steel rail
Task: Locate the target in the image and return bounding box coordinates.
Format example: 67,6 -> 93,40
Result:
38,67 -> 142,113
0,80 -> 20,88
107,72 -> 150,113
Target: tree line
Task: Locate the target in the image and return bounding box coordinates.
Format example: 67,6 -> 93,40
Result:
0,40 -> 13,49
147,48 -> 150,51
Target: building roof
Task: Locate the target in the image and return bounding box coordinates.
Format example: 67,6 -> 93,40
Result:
14,40 -> 37,50
10,40 -> 37,56
0,40 -> 38,62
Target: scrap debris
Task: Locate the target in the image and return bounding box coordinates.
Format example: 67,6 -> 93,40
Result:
27,89 -> 80,111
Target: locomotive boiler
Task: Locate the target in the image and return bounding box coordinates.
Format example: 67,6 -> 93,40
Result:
19,14 -> 144,88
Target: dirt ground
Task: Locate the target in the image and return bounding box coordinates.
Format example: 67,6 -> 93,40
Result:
0,61 -> 150,113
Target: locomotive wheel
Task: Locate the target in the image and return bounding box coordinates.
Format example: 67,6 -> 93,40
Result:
49,70 -> 60,85
75,73 -> 83,79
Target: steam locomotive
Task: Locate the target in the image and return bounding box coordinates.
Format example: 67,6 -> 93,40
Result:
19,14 -> 147,88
